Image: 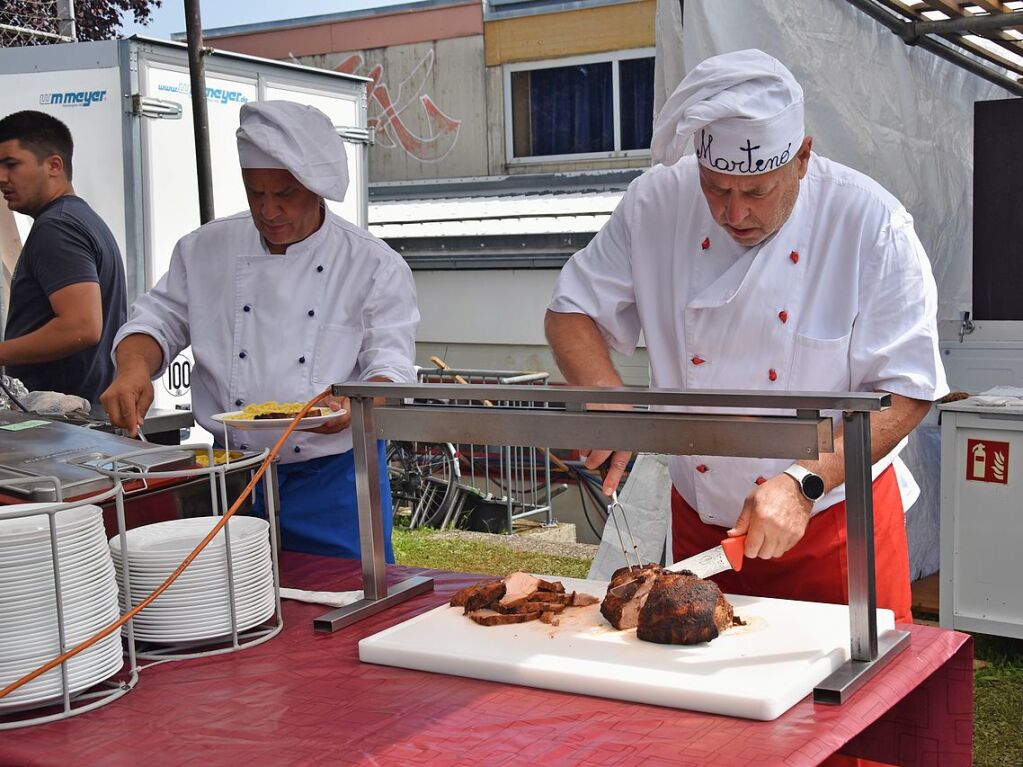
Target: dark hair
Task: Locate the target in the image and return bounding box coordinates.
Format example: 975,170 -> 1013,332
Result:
0,110 -> 74,181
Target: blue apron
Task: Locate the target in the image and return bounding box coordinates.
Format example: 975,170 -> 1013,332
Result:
253,441 -> 394,562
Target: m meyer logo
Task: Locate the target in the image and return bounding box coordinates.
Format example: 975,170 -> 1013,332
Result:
156,82 -> 249,105
39,90 -> 107,108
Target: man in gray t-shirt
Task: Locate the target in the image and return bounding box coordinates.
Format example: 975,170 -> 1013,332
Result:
0,110 -> 126,405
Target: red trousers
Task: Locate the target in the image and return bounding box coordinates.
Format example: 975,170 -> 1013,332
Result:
670,465 -> 913,624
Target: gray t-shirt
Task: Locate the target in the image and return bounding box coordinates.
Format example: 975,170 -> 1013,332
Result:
5,195 -> 126,405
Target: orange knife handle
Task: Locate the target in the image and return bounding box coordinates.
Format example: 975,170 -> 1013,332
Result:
721,535 -> 746,572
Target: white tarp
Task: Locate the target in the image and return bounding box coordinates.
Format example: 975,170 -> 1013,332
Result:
588,453 -> 672,580
657,0 -> 1015,322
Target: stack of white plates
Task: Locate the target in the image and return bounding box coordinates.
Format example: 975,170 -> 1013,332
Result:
0,503 -> 124,712
110,516 -> 275,643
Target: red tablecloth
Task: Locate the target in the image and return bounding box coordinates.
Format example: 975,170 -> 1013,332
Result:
0,554 -> 973,767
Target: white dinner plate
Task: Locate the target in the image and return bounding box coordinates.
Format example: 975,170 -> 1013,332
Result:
0,636 -> 124,709
0,505 -> 102,543
1,542 -> 109,580
119,560 -> 271,596
110,540 -> 269,571
126,572 -> 273,609
210,408 -> 344,431
128,598 -> 275,643
109,516 -> 268,557
130,578 -> 272,610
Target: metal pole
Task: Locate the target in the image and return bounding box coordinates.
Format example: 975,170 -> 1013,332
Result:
913,10 -> 1023,37
184,0 -> 215,224
55,0 -> 75,40
842,410 -> 878,661
351,396 -> 387,600
843,0 -> 1023,95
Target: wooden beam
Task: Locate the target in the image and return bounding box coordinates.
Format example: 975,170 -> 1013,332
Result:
920,0 -> 967,16
970,0 -> 1007,13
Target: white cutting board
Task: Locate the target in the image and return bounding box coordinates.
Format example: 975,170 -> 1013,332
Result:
359,576 -> 897,721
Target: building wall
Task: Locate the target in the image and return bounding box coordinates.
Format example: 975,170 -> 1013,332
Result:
300,37 -> 489,181
484,0 -> 654,66
206,0 -> 656,182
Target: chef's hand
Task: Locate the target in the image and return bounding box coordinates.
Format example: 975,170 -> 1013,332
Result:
727,473 -> 812,559
585,448 -> 632,496
306,394 -> 351,434
581,403 -> 635,495
100,366 -> 154,438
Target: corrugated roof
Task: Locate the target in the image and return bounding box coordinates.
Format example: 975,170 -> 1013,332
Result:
367,174 -> 634,269
369,190 -> 622,238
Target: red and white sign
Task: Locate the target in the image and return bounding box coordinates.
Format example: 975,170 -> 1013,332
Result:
966,438 -> 1010,484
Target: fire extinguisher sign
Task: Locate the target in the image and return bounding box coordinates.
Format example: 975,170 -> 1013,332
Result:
966,438 -> 1010,484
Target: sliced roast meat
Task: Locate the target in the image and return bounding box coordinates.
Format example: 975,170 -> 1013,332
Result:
467,608 -> 542,626
535,577 -> 565,593
600,569 -> 658,630
497,571 -> 542,609
454,573 -> 600,628
454,580 -> 507,613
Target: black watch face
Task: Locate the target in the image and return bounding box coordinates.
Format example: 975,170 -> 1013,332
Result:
804,474 -> 826,500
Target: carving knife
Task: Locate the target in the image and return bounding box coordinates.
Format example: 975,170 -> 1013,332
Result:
664,534 -> 747,578
606,534 -> 746,599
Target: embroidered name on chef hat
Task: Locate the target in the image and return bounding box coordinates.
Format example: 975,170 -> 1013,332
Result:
650,49 -> 805,175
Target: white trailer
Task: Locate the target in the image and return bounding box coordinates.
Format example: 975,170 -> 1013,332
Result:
0,36 -> 370,415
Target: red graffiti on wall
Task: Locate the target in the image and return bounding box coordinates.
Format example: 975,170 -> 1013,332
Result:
337,50 -> 461,162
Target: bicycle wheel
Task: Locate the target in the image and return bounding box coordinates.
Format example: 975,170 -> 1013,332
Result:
386,441 -> 460,529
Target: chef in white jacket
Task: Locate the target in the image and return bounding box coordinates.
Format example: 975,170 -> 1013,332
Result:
545,50 -> 947,623
102,100 -> 418,561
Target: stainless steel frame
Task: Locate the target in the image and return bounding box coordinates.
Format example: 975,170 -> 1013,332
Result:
325,382 -> 908,702
89,445 -> 284,661
0,482 -> 139,729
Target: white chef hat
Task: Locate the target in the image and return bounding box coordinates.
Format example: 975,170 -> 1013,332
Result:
236,100 -> 349,202
650,49 -> 804,175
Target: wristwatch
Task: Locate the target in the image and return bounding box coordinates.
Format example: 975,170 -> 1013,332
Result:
783,464 -> 826,502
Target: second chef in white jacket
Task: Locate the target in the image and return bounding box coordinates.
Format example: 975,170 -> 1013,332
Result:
546,50 -> 947,623
102,100 -> 418,561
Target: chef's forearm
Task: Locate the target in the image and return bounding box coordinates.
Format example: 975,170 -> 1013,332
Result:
797,392 -> 932,492
544,310 -> 624,387
113,333 -> 165,378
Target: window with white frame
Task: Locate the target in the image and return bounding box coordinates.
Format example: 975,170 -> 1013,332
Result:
505,49 -> 655,162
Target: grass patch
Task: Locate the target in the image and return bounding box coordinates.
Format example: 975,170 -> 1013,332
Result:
392,527 -> 591,579
394,527 -> 1022,764
973,634 -> 1023,767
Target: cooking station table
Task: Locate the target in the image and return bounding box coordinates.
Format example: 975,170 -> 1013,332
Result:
1,554 -> 972,767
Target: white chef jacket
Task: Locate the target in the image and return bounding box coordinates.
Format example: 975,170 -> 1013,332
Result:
549,153 -> 948,528
115,208 -> 419,463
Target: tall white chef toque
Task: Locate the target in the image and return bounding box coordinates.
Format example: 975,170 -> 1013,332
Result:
650,49 -> 804,175
236,100 -> 349,202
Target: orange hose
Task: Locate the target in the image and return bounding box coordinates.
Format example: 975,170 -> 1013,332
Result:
0,388 -> 333,701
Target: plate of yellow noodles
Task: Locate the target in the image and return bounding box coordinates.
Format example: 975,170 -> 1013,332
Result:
192,449 -> 244,467
210,401 -> 344,431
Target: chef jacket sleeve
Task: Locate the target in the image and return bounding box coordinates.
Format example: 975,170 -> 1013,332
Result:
111,241 -> 191,379
357,257 -> 419,383
849,209 -> 949,401
548,188 -> 641,355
